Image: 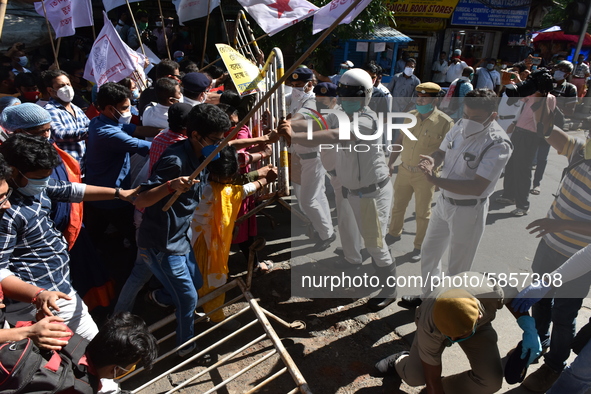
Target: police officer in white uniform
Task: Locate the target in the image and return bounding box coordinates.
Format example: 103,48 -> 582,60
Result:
281,69 -> 396,310
288,68 -> 336,251
400,89 -> 513,308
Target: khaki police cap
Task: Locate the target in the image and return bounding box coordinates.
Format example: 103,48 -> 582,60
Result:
416,82 -> 441,94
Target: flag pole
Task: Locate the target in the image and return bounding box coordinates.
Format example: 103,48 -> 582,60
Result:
200,0 -> 213,68
0,0 -> 8,42
157,0 -> 171,60
56,37 -> 62,57
218,4 -> 231,45
125,0 -> 146,57
199,33 -> 269,73
40,0 -> 60,69
163,0 -> 365,211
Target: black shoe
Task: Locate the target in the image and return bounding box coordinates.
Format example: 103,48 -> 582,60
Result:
385,233 -> 401,245
367,297 -> 396,311
410,248 -> 421,262
334,247 -> 344,256
313,233 -> 336,252
398,295 -> 422,309
374,351 -> 409,377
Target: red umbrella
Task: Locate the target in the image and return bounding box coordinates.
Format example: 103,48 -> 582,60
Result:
533,31 -> 591,47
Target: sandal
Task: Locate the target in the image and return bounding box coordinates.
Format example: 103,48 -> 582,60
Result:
530,186 -> 541,195
255,260 -> 274,274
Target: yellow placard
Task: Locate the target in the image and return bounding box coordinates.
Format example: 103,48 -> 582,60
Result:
216,44 -> 265,96
386,0 -> 460,18
395,17 -> 447,31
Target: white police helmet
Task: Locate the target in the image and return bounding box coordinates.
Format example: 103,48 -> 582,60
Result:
337,68 -> 373,107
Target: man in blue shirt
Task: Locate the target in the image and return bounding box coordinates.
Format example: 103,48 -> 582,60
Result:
135,104 -> 231,359
84,82 -> 160,261
0,133 -> 137,340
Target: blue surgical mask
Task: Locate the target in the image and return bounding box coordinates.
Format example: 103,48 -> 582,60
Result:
340,100 -> 362,115
201,143 -> 220,161
175,57 -> 183,63
415,103 -> 433,114
486,63 -> 494,70
132,88 -> 140,100
18,172 -> 50,196
445,326 -> 477,344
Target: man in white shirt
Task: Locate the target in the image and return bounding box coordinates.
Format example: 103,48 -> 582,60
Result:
474,58 -> 501,94
142,77 -> 182,130
431,52 -> 449,84
446,50 -> 468,85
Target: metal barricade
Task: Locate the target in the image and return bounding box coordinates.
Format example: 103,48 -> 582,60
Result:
233,11 -> 263,67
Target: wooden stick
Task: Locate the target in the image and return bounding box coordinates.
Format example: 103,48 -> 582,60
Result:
56,37 -> 62,57
218,3 -> 231,45
0,0 -> 9,43
40,0 -> 60,69
163,0 -> 365,211
200,0 -> 213,68
125,0 -> 146,57
157,0 -> 171,60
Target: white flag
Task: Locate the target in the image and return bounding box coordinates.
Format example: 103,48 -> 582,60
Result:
102,0 -> 144,12
34,0 -> 93,39
84,12 -> 138,86
172,0 -> 221,25
237,0 -> 318,36
312,0 -> 372,35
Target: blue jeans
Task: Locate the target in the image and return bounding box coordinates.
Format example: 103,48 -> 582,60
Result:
139,247 -> 203,348
548,340 -> 591,393
532,239 -> 585,371
113,250 -> 157,314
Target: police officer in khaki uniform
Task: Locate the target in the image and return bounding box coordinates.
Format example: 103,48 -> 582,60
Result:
386,82 -> 454,260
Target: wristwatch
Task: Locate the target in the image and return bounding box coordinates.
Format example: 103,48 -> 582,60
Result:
114,187 -> 121,199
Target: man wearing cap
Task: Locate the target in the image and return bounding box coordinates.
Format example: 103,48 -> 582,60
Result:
181,72 -> 211,107
314,60 -> 353,86
474,59 -> 501,94
289,74 -> 336,252
446,50 -> 468,86
375,271 -> 542,394
386,83 -> 453,261
400,89 -> 512,309
389,58 -> 421,113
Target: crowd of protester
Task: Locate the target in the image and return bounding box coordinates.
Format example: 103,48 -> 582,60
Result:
0,8 -> 589,394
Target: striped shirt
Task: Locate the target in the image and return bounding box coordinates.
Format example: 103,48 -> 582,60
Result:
149,128 -> 186,173
46,98 -> 90,172
0,180 -> 86,293
544,137 -> 591,257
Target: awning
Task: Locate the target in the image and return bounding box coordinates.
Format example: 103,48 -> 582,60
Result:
349,25 -> 413,43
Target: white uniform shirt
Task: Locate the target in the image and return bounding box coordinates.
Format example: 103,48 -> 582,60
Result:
142,102 -> 170,129
431,60 -> 449,83
446,60 -> 468,83
336,108 -> 389,190
292,96 -> 319,155
439,120 -> 512,200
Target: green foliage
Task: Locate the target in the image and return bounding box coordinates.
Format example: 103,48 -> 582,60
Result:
541,0 -> 591,32
255,0 -> 395,75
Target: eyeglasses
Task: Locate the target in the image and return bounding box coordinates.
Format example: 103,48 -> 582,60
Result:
205,135 -> 224,145
0,188 -> 12,207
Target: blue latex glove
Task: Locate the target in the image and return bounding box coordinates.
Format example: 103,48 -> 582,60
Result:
511,282 -> 552,313
517,315 -> 542,366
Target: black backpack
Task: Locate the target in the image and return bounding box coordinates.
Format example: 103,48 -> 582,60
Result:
0,328 -> 98,394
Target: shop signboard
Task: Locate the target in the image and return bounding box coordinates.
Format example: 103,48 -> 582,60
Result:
451,0 -> 530,28
395,16 -> 447,30
386,0 -> 460,18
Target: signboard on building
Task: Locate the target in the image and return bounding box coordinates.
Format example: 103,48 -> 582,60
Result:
395,16 -> 447,31
387,0 -> 460,18
451,0 -> 530,28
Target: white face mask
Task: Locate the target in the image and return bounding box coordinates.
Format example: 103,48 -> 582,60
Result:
114,108 -> 132,124
461,115 -> 492,137
291,86 -> 310,102
553,70 -> 566,81
56,85 -> 74,103
404,67 -> 414,76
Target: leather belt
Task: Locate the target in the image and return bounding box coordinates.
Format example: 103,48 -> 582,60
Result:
499,115 -> 515,120
327,169 -> 337,177
298,152 -> 318,160
401,162 -> 422,173
343,178 -> 390,198
443,195 -> 488,206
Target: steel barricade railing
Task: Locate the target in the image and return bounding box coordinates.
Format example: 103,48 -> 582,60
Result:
233,10 -> 262,66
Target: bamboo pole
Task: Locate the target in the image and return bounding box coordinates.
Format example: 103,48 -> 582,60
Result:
199,32 -> 268,73
163,0 -> 365,211
156,0 -> 171,60
125,0 -> 146,57
200,0 -> 213,67
218,3 -> 231,45
0,0 -> 9,43
40,0 -> 59,69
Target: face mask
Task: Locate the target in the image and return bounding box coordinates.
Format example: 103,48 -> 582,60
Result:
415,103 -> 433,114
56,85 -> 74,103
155,21 -> 162,27
486,63 -> 494,70
201,142 -> 220,161
290,86 -> 308,102
18,56 -> 28,67
469,73 -> 474,82
176,57 -> 183,63
532,65 -> 537,72
132,88 -> 140,100
114,107 -> 132,124
338,67 -> 348,76
22,90 -> 40,102
138,22 -> 148,31
18,172 -> 50,196
113,364 -> 136,380
553,70 -> 566,81
462,115 -> 492,137
404,67 -> 414,76
340,99 -> 362,115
